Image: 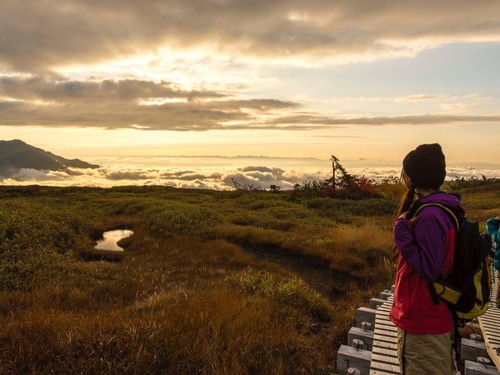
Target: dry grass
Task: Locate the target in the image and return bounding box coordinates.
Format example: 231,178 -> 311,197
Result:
1,184 -> 496,374
0,232 -> 338,374
1,288 -> 336,374
324,223 -> 395,295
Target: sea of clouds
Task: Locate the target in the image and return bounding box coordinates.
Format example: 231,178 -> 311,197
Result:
1,156 -> 499,190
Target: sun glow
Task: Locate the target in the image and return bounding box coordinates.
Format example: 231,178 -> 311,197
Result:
54,47 -> 265,93
138,98 -> 187,105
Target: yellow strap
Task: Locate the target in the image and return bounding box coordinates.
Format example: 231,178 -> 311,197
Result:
415,203 -> 460,229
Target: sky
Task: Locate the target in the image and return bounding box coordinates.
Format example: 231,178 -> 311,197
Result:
1,0 -> 500,188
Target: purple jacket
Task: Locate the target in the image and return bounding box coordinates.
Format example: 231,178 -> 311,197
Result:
390,192 -> 464,334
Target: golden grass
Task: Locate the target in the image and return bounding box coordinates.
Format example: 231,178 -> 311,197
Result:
1,286 -> 337,374
329,223 -> 393,253
0,184 -> 497,374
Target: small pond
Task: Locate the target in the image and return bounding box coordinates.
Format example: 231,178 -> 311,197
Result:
95,229 -> 134,251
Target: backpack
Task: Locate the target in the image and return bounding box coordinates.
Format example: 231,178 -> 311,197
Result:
412,202 -> 492,321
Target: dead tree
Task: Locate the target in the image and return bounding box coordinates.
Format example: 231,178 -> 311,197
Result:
330,155 -> 339,193
329,155 -> 353,196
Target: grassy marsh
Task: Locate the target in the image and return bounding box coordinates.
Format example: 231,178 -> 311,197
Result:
0,181 -> 498,374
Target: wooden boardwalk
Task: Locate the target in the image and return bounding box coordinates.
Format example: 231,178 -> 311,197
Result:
478,279 -> 500,370
369,296 -> 400,375
368,282 -> 500,375
338,281 -> 500,374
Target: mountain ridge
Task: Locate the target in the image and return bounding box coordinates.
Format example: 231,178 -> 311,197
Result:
0,139 -> 99,178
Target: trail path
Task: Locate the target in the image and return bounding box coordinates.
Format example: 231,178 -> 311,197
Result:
242,245 -> 349,301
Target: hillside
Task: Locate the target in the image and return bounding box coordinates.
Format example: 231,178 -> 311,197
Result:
0,139 -> 99,177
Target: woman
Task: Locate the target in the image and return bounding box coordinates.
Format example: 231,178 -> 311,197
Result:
390,143 -> 464,374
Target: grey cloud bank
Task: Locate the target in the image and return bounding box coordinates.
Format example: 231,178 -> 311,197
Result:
0,76 -> 302,130
1,2 -> 500,132
2,75 -> 500,131
2,1 -> 500,72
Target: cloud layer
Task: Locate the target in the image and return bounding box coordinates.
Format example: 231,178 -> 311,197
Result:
0,75 -> 303,130
0,0 -> 500,144
2,1 -> 500,72
1,2 -> 500,133
2,75 -> 500,131
1,158 -> 498,189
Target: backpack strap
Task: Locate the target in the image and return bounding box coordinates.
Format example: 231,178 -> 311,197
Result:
427,281 -> 441,305
412,202 -> 460,307
414,203 -> 460,231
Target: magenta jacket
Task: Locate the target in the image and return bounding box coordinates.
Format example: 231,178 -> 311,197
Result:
390,192 -> 464,334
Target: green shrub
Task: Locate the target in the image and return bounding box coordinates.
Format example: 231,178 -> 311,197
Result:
305,198 -> 397,217
0,197 -> 112,291
145,203 -> 220,237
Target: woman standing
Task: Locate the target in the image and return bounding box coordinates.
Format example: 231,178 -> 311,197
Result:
390,143 -> 464,374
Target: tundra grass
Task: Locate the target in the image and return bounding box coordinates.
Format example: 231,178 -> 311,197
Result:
0,184 -> 497,374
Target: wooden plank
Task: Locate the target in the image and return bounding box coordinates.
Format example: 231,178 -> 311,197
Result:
372,340 -> 397,350
374,328 -> 397,338
371,346 -> 397,357
482,310 -> 500,318
369,295 -> 401,375
371,353 -> 399,366
372,344 -> 396,352
374,323 -> 396,331
377,305 -> 392,311
478,279 -> 500,371
374,317 -> 393,326
373,332 -> 396,340
372,341 -> 398,351
375,315 -> 393,323
370,360 -> 401,374
375,319 -> 397,328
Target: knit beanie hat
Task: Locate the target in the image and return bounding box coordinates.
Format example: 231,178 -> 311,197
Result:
402,143 -> 446,189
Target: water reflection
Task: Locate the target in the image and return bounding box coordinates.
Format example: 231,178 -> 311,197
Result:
95,229 -> 133,251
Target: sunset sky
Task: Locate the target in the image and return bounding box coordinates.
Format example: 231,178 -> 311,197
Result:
1,1 -> 500,187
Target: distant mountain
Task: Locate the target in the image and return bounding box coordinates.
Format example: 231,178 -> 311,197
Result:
0,139 -> 99,178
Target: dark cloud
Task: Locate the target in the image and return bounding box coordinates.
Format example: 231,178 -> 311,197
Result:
1,2 -> 500,132
0,75 -> 300,130
1,1 -> 500,72
0,76 -> 223,102
1,75 -> 499,130
270,114 -> 500,126
1,74 -> 499,130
